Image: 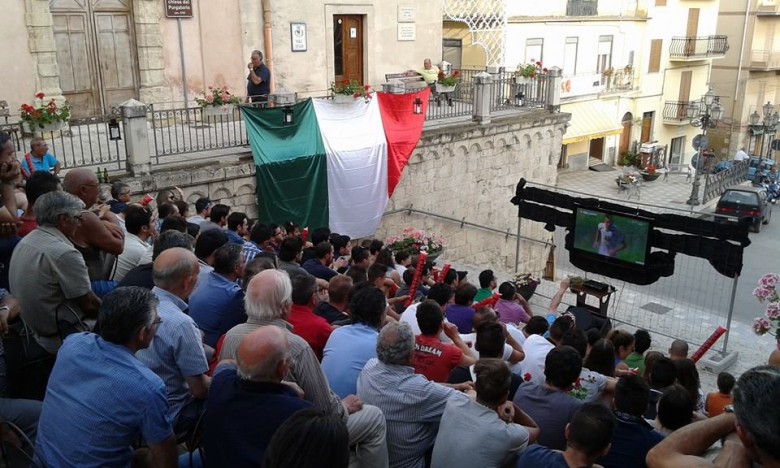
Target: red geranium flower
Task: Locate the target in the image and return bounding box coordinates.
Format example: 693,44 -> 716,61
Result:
543,68 -> 549,73
364,84 -> 371,91
523,373 -> 532,382
536,61 -> 542,66
35,92 -> 45,99
453,70 -> 460,77
353,92 -> 360,98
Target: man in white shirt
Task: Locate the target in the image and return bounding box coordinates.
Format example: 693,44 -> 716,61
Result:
187,197 -> 211,226
113,204 -> 155,282
734,147 -> 749,162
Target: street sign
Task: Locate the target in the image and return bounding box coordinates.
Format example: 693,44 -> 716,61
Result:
692,134 -> 709,151
165,0 -> 193,18
771,139 -> 780,151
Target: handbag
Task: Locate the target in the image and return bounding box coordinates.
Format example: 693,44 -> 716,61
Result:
1,320 -> 55,400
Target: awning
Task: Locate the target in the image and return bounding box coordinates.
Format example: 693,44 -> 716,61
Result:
561,101 -> 623,145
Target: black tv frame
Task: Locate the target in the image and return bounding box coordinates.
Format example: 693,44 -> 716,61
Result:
571,205 -> 653,270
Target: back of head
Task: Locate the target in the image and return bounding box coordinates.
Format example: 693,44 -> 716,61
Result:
374,248 -> 394,267
475,321 -> 505,358
227,212 -> 248,231
279,237 -> 303,262
443,269 -> 457,286
332,235 -> 350,253
568,403 -> 616,458
209,203 -> 229,223
123,204 -> 153,235
194,229 -> 228,260
472,306 -> 497,330
174,200 -> 189,217
110,181 -> 129,200
245,269 -> 293,321
290,273 -> 316,306
427,283 -> 454,307
586,328 -> 602,347
161,215 -> 188,234
498,281 -> 516,300
153,247 -> 198,289
25,170 -> 60,206
648,356 -> 677,389
369,239 -> 383,255
158,202 -> 177,220
348,286 -> 385,329
415,300 -> 444,336
376,321 -> 414,365
544,346 -> 583,390
311,227 -> 331,245
478,270 -> 495,289
607,329 -> 634,352
249,223 -> 272,246
35,191 -> 84,227
674,358 -> 700,406
474,359 -> 511,407
550,315 -> 575,342
243,256 -> 277,285
195,197 -> 211,214
315,241 -> 333,260
402,267 -> 415,286
367,263 -> 386,283
583,339 -> 616,377
614,374 -> 651,416
328,274 -> 353,304
562,329 -> 588,359
345,265 -> 368,284
633,329 -> 652,354
236,326 -> 289,383
212,243 -> 244,276
657,384 -> 694,431
264,409 -> 349,468
717,372 -> 736,394
454,283 -> 477,306
733,365 -> 780,462
98,287 -> 159,345
394,251 -> 410,266
351,246 -> 369,265
670,339 -> 689,359
525,315 -> 549,336
152,230 -> 193,260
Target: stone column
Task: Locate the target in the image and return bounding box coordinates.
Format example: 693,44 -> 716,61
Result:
473,72 -> 492,125
25,0 -> 64,102
134,0 -> 171,105
546,67 -> 562,112
121,99 -> 152,176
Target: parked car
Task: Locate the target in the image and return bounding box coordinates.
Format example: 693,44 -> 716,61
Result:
715,186 -> 772,233
747,157 -> 776,182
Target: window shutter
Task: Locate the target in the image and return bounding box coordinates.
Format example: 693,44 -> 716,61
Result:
649,39 -> 662,73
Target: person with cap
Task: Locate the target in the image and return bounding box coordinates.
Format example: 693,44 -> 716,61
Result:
474,269 -> 497,302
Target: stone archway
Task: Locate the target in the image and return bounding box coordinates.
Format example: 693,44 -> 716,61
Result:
619,112 -> 633,157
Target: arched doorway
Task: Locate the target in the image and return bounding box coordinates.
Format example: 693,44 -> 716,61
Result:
619,112 -> 633,156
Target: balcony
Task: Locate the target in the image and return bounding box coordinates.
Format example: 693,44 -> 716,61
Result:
669,36 -> 729,60
750,50 -> 780,70
600,69 -> 639,95
567,0 -> 597,16
757,1 -> 780,15
663,101 -> 694,124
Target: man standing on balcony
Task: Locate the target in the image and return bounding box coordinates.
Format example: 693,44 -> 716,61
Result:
247,50 -> 271,103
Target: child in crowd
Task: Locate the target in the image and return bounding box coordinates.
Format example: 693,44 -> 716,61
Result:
704,371 -> 735,417
624,329 -> 651,377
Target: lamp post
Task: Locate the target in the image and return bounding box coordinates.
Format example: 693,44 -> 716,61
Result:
749,101 -> 779,159
686,89 -> 724,206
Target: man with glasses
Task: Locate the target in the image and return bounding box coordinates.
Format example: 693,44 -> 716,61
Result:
35,287 -> 177,467
9,191 -> 100,354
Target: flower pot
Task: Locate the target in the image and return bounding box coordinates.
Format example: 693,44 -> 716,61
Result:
22,121 -> 63,134
516,283 -> 538,301
332,94 -> 358,104
515,76 -> 534,84
641,172 -> 660,182
201,104 -> 235,119
435,83 -> 456,94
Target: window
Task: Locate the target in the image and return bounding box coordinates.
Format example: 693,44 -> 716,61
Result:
564,37 -> 578,75
526,38 -> 544,63
442,38 -> 462,70
648,39 -> 662,73
656,0 -> 666,6
597,35 -> 613,73
670,136 -> 685,165
628,50 -> 635,67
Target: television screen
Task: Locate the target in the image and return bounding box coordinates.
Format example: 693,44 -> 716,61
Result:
572,207 -> 652,266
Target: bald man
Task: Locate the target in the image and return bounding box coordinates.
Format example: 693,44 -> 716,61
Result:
62,168 -> 124,279
769,349 -> 780,367
669,339 -> 689,361
205,327 -> 311,466
136,247 -> 210,435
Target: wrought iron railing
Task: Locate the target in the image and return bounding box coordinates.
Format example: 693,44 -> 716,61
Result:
600,69 -> 638,95
669,35 -> 729,59
702,160 -> 749,204
662,101 -> 694,123
566,0 -> 598,16
489,73 -> 548,112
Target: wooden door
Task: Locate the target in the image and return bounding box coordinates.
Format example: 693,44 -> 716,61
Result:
641,112 -> 654,143
619,112 -> 633,156
52,12 -> 99,117
589,137 -> 605,160
334,15 -> 364,84
678,71 -> 692,119
685,9 -> 699,56
94,12 -> 138,111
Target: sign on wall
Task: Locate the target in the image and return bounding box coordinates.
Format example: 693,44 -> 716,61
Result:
291,23 -> 307,52
397,24 -> 416,41
165,0 -> 193,18
398,5 -> 416,22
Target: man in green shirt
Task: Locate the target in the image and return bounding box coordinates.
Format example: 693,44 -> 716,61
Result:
417,58 -> 440,85
623,329 -> 651,377
474,269 -> 497,303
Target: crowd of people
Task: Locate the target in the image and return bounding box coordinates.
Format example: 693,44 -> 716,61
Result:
0,129 -> 778,468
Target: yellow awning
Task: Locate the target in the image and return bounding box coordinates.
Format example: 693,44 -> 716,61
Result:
561,101 -> 623,145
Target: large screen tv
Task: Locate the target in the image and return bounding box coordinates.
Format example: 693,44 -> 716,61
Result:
571,206 -> 652,267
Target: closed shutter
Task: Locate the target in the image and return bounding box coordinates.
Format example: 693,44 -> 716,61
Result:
649,40 -> 662,73
656,0 -> 666,5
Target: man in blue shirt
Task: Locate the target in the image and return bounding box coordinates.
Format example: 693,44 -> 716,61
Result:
226,211 -> 249,245
189,243 -> 247,347
322,286 -> 386,398
205,325 -> 311,466
302,241 -> 339,281
20,138 -> 60,180
35,287 -> 176,467
247,50 -> 271,102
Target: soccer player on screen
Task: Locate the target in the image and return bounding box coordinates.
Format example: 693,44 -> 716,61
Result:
592,215 -> 627,257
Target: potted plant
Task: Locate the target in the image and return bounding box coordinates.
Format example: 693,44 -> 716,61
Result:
752,273 -> 780,351
641,164 -> 661,182
515,59 -> 547,83
385,227 -> 446,263
514,272 -> 540,300
616,170 -> 640,189
435,70 -> 460,94
196,85 -> 240,118
19,93 -> 70,133
330,80 -> 374,103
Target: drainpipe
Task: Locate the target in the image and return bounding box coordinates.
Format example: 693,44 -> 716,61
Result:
731,0 -> 751,151
262,0 -> 275,94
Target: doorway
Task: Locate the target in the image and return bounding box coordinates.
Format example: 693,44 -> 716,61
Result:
589,137 -> 605,161
619,112 -> 633,156
641,111 -> 654,143
670,136 -> 686,165
50,0 -> 139,117
333,15 -> 364,84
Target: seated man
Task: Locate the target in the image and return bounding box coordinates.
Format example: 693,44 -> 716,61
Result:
562,329 -> 615,403
287,273 -> 333,360
194,228 -> 228,283
225,212 -> 248,245
322,286 -> 386,398
416,58 -> 440,85
205,326 -> 311,467
444,283 -> 478,334
113,204 -> 155,282
197,203 -> 229,233
517,402 -> 615,467
313,274 -> 352,325
432,359 -> 539,468
136,248 -> 210,435
20,137 -> 60,179
18,170 -> 60,237
35,287 -> 176,467
358,321 -> 471,468
474,269 -> 497,302
513,345 -> 584,450
400,283 -> 453,337
186,197 -> 211,226
118,230 -> 193,290
524,315 -> 574,385
495,282 -> 533,325
413,300 -> 475,383
598,375 -> 663,468
9,192 -> 100,354
189,243 -> 247,347
302,241 -> 339,281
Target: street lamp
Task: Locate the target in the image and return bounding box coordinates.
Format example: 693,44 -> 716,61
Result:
686,89 -> 724,206
749,102 -> 779,158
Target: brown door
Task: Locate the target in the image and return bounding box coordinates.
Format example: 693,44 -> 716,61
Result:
685,8 -> 699,56
678,71 -> 692,119
334,15 -> 364,84
619,112 -> 633,156
589,137 -> 605,160
641,112 -> 654,143
51,0 -> 139,117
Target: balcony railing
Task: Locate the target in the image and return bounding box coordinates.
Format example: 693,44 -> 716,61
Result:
567,0 -> 597,16
662,101 -> 695,124
750,50 -> 780,70
757,1 -> 780,15
600,69 -> 639,95
669,36 -> 729,60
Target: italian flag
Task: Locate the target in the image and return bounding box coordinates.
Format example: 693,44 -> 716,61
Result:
242,89 -> 429,238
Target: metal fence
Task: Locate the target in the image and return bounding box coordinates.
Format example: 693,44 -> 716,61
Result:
489,73 -> 548,112
662,101 -> 693,123
0,115 -> 127,171
669,35 -> 730,59
702,160 -> 749,204
567,0 -> 598,16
